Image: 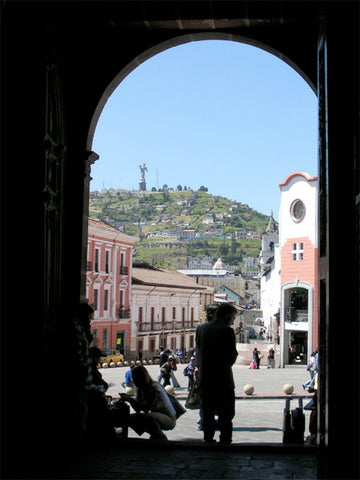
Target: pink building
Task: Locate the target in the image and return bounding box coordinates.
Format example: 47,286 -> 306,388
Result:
278,172 -> 319,366
86,219 -> 138,357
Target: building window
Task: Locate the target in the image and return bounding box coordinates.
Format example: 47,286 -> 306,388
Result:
103,329 -> 108,348
162,307 -> 166,325
104,290 -> 109,311
182,307 -> 185,327
190,307 -> 194,327
290,199 -> 306,222
94,289 -> 98,311
172,307 -> 176,320
105,250 -> 110,273
292,242 -> 304,261
120,252 -> 128,275
94,248 -> 100,272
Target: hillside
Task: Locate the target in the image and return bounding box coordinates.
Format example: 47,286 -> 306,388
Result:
89,188 -> 271,270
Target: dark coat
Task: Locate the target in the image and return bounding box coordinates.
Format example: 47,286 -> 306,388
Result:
195,319 -> 238,389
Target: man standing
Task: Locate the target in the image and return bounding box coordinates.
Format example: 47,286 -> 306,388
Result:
195,303 -> 238,444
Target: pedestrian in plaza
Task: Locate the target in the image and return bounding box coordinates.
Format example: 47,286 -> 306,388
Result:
267,347 -> 275,368
303,350 -> 319,392
195,302 -> 238,444
157,347 -> 170,381
160,356 -> 173,387
169,355 -> 181,388
253,347 -> 260,369
122,364 -> 135,391
176,349 -> 183,363
120,365 -> 176,441
184,356 -> 196,391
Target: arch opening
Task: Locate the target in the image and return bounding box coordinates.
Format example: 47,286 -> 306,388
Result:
86,34 -> 318,445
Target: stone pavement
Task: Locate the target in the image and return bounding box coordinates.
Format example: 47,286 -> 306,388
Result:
102,363 -> 314,444
12,364 -> 318,479
18,442 -> 318,479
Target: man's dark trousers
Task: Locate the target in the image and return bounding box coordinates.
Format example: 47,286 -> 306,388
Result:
201,387 -> 235,443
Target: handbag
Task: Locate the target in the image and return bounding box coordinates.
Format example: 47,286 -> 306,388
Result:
185,379 -> 202,409
167,393 -> 186,419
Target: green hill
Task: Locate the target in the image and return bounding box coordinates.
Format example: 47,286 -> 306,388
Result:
89,188 -> 271,270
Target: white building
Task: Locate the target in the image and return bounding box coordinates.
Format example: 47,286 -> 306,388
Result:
259,214 -> 280,342
130,263 -> 213,361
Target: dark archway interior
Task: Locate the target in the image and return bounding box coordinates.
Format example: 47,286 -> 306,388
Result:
2,2 -> 359,479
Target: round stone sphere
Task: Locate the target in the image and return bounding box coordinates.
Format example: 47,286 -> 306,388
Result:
243,384 -> 254,395
283,383 -> 294,394
117,361 -> 123,367
164,385 -> 175,395
109,362 -> 116,368
102,362 -> 109,368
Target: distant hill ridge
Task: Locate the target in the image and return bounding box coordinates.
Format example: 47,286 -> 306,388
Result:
89,188 -> 270,270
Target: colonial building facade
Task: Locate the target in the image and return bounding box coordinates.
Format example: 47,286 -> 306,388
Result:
86,219 -> 138,356
131,263 -> 214,361
278,172 -> 319,366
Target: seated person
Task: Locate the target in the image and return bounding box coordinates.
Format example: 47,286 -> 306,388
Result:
120,365 -> 176,441
87,347 -> 129,441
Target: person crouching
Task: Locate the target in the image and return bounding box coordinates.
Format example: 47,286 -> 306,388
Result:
120,365 -> 176,441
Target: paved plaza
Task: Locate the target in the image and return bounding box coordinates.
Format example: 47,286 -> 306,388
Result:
102,363 -> 314,444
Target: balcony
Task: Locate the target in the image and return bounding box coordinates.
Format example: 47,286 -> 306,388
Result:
137,321 -> 199,333
285,308 -> 308,323
118,308 -> 130,319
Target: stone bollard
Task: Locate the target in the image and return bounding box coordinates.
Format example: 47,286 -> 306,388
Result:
283,384 -> 294,394
243,384 -> 254,395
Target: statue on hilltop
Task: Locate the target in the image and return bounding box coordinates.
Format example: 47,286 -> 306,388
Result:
138,163 -> 147,191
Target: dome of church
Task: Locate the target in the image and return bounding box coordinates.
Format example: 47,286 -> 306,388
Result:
213,258 -> 224,270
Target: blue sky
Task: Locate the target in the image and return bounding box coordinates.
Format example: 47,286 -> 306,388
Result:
91,40 -> 317,220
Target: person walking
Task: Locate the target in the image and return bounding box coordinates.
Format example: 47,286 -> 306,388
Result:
157,347 -> 169,382
267,347 -> 275,368
169,355 -> 181,388
253,347 -> 260,369
195,302 -> 238,444
160,356 -> 173,387
184,356 -> 196,392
